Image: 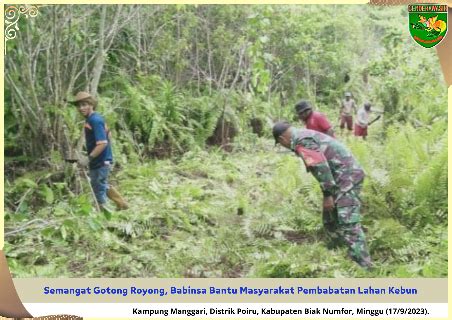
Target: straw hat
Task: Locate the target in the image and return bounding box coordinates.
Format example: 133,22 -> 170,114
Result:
69,91 -> 97,107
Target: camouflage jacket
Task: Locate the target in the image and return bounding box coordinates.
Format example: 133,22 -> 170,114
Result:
291,129 -> 365,197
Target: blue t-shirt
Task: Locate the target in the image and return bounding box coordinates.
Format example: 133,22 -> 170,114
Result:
84,112 -> 113,169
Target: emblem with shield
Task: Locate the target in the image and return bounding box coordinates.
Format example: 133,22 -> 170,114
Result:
409,4 -> 448,48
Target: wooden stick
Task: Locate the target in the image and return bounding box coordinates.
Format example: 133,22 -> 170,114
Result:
81,168 -> 101,212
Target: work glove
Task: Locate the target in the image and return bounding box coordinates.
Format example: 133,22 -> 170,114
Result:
77,156 -> 90,168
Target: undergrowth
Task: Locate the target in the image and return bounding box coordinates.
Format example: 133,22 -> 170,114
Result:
4,122 -> 447,278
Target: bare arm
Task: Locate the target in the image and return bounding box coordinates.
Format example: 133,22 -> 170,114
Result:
326,128 -> 335,137
89,142 -> 107,159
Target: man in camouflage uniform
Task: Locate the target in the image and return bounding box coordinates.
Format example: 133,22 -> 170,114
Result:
272,121 -> 371,268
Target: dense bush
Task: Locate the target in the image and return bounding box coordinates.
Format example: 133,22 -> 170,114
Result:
4,4 -> 447,278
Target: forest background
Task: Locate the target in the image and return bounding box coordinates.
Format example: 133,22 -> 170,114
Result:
4,4 -> 448,277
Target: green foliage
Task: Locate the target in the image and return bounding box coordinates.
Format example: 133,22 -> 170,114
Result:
5,119 -> 447,277
4,4 -> 447,278
100,75 -> 227,159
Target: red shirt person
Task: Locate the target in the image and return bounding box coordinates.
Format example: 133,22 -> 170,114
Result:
295,100 -> 335,138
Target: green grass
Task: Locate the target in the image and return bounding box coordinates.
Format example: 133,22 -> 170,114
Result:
4,127 -> 448,278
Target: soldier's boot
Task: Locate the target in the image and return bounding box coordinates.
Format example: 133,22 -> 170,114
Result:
107,186 -> 129,210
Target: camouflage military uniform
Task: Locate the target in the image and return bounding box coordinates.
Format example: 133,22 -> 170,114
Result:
291,129 -> 371,268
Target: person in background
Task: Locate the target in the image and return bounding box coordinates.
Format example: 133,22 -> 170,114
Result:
295,100 -> 335,138
272,121 -> 372,269
71,91 -> 129,212
354,102 -> 382,140
339,92 -> 357,137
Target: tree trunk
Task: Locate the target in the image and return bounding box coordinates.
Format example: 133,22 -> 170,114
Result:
89,6 -> 107,96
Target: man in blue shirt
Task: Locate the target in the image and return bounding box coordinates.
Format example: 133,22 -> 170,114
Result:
71,91 -> 128,211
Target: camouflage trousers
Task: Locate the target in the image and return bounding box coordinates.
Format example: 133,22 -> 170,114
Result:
322,182 -> 372,268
